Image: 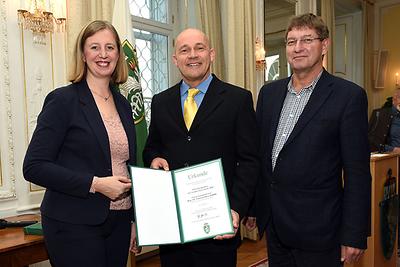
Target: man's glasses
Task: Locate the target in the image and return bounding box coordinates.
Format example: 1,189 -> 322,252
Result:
285,37 -> 323,47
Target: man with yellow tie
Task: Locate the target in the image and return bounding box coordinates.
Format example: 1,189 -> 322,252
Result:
143,28 -> 260,267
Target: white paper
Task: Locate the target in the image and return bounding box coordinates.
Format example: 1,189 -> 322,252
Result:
129,159 -> 233,245
173,160 -> 233,242
130,167 -> 181,246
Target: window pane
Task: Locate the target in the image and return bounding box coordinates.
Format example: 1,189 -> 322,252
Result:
129,0 -> 168,23
265,55 -> 280,81
134,29 -> 169,123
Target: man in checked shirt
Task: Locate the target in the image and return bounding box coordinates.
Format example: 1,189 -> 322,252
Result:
251,13 -> 371,267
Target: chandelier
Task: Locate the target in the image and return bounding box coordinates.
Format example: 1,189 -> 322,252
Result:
17,0 -> 66,45
255,37 -> 266,71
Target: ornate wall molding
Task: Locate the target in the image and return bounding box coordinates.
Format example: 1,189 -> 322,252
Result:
0,0 -> 16,199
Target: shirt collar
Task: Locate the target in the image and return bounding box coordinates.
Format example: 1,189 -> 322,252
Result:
287,70 -> 323,95
180,74 -> 213,95
391,106 -> 400,115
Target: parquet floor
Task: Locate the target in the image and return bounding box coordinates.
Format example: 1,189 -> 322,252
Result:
135,235 -> 267,267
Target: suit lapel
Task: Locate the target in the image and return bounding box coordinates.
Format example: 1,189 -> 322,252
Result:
166,77 -> 225,133
78,80 -> 111,165
164,83 -> 188,133
269,78 -> 290,147
284,70 -> 334,147
190,76 -> 224,131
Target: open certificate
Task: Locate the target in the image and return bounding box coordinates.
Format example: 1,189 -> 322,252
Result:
129,159 -> 234,246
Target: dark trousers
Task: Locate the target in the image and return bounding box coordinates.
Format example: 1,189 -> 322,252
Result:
42,209 -> 132,267
160,243 -> 237,267
266,222 -> 342,267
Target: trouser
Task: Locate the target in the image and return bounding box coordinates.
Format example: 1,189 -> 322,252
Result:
266,222 -> 342,267
42,209 -> 132,267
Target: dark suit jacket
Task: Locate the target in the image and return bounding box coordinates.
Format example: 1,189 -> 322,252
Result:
143,74 -> 260,250
23,80 -> 136,225
368,107 -> 393,152
255,70 -> 371,250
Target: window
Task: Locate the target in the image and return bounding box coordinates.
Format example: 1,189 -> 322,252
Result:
129,0 -> 175,124
265,54 -> 280,82
130,0 -> 168,23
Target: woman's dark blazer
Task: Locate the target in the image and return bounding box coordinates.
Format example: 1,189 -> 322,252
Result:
23,80 -> 136,225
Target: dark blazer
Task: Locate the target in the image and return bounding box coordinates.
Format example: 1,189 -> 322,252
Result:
23,80 -> 136,225
255,70 -> 371,250
368,107 -> 393,152
143,75 -> 260,250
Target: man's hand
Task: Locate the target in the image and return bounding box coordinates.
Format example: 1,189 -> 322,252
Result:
341,245 -> 364,264
243,216 -> 257,231
129,222 -> 142,254
150,157 -> 169,170
214,210 -> 240,240
392,147 -> 400,154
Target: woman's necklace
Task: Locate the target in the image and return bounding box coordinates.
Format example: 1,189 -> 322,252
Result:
90,89 -> 111,101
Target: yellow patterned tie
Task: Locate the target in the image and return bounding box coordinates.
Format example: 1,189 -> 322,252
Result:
184,88 -> 200,130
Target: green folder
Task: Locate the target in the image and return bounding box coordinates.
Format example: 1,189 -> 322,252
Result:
23,222 -> 43,235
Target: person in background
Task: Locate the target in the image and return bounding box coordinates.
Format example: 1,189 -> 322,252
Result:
143,28 -> 260,267
368,88 -> 400,153
253,13 -> 371,267
23,20 -> 140,267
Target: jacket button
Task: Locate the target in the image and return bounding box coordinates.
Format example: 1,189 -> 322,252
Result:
107,168 -> 111,172
184,163 -> 189,167
187,136 -> 191,141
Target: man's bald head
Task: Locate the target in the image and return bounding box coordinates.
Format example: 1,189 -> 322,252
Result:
174,28 -> 211,53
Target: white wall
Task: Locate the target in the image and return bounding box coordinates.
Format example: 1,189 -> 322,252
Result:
0,0 -> 66,218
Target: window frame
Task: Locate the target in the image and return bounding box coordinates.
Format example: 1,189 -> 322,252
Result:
130,0 -> 178,90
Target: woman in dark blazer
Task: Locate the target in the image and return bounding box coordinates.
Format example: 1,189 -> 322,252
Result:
23,20 -> 139,267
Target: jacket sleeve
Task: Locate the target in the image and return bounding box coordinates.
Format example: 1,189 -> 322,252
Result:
23,90 -> 93,198
142,94 -> 163,167
229,91 -> 260,218
340,88 -> 372,249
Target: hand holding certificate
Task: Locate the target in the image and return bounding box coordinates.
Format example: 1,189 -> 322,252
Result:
129,159 -> 234,246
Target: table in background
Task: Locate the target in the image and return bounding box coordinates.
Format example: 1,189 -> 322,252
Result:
0,214 -> 48,267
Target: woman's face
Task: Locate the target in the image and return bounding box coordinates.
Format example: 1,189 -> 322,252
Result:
83,29 -> 119,81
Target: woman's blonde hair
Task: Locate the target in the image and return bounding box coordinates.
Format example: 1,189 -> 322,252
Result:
69,20 -> 128,84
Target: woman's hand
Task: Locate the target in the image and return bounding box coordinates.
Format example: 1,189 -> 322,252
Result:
92,176 -> 131,200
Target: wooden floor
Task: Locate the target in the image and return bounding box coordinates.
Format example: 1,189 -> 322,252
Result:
135,236 -> 267,267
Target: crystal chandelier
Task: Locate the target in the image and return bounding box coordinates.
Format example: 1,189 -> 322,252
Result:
255,37 -> 266,71
17,0 -> 66,45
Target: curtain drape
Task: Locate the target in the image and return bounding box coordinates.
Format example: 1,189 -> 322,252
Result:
197,0 -> 225,80
321,0 -> 335,74
66,0 -> 114,75
362,0 -> 375,115
220,0 -> 257,102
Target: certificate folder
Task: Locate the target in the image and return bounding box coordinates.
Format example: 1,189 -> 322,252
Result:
129,159 -> 234,246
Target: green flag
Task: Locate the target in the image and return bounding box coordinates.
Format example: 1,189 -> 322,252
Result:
113,0 -> 147,167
